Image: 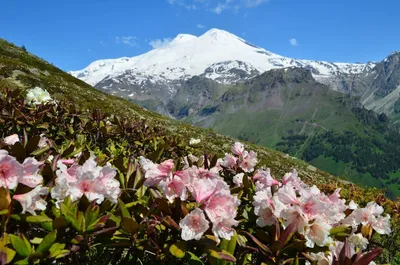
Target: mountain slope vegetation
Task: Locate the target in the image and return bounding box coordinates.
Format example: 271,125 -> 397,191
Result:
146,67 -> 400,198
0,38 -> 400,264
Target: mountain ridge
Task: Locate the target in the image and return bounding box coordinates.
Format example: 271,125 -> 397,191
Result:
70,28 -> 376,88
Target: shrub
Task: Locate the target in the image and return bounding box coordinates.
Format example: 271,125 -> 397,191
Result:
0,87 -> 397,264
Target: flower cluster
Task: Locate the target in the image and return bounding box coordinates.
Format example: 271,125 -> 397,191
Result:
52,157 -> 121,206
0,139 -> 121,215
140,156 -> 240,242
25,87 -> 53,106
251,163 -> 391,263
0,149 -> 47,215
219,142 -> 258,173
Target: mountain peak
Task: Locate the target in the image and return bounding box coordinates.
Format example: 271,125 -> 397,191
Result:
171,34 -> 197,45
200,28 -> 239,41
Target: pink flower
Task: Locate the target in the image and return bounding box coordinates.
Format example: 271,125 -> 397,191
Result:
220,154 -> 237,168
52,157 -> 120,205
205,192 -> 239,224
19,157 -> 43,188
0,151 -> 23,189
282,169 -> 305,189
192,178 -> 219,204
179,208 -> 209,241
304,219 -> 332,247
233,173 -> 244,187
281,205 -> 308,234
176,166 -> 198,192
305,252 -> 331,265
161,175 -> 187,203
255,207 -> 276,227
239,151 -> 258,173
231,142 -> 244,156
98,164 -> 120,203
300,196 -> 325,220
372,214 -> 391,235
253,190 -> 284,227
140,157 -> 174,187
197,167 -> 220,179
13,185 -> 49,215
3,134 -> 20,146
276,184 -> 300,205
56,161 -> 79,184
212,217 -> 239,241
253,168 -> 280,190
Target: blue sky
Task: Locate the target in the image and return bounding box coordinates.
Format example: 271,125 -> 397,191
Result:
1,0 -> 400,71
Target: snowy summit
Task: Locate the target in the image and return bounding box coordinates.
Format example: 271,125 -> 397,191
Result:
70,28 -> 375,87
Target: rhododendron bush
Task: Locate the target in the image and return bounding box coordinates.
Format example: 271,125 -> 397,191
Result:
0,87 -> 396,264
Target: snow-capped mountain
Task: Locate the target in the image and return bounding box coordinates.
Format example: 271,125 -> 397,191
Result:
70,28 -> 376,89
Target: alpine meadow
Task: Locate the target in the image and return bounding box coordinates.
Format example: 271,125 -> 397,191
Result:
1,1 -> 400,264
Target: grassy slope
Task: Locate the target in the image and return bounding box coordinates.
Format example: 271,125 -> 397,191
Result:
176,75 -> 400,197
0,38 -> 337,186
1,39 -> 399,264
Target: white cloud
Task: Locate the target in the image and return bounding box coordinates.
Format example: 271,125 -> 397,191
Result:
169,0 -> 267,13
168,0 -> 197,10
116,36 -> 139,47
149,38 -> 172,49
244,0 -> 268,7
289,38 -> 298,46
197,24 -> 205,29
212,0 -> 232,14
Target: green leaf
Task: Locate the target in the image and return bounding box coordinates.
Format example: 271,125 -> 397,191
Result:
26,215 -> 52,223
14,258 -> 29,265
9,234 -> 32,257
330,226 -> 352,236
169,242 -> 187,259
49,243 -> 67,258
0,210 -> 8,215
69,211 -> 85,233
206,247 -> 236,262
84,203 -> 100,227
118,199 -> 131,218
36,230 -> 57,254
121,217 -> 139,234
0,245 -> 16,264
186,251 -> 205,265
29,238 -> 42,245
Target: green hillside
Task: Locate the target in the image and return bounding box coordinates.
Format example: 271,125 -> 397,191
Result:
0,38 -> 399,264
0,39 -> 334,186
162,68 -> 400,198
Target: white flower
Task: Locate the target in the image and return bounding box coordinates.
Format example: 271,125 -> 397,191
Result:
239,150 -> 258,173
232,173 -> 244,187
372,214 -> 391,235
189,138 -> 201,146
13,185 -> 49,215
38,134 -> 49,148
349,233 -> 369,250
25,87 -> 53,105
3,134 -> 20,145
179,208 -> 209,241
304,219 -> 332,248
231,142 -> 244,155
19,157 -> 43,188
46,155 -> 54,162
348,200 -> 358,210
